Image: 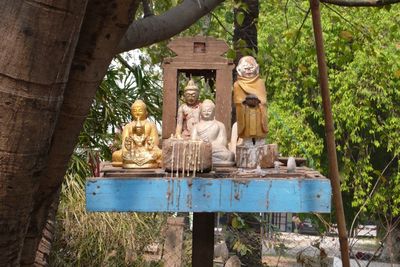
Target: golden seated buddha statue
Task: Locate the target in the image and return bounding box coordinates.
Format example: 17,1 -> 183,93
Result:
112,100 -> 162,168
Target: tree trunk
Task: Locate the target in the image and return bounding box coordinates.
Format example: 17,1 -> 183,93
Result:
0,0 -> 223,263
233,0 -> 259,62
381,219 -> 400,263
20,0 -> 140,264
0,1 -> 87,265
232,1 -> 261,265
21,190 -> 60,267
33,191 -> 60,267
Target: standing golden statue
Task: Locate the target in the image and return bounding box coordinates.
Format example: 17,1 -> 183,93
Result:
233,56 -> 278,168
112,100 -> 162,168
233,56 -> 268,141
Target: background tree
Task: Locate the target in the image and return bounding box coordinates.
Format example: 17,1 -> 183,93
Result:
2,0 -> 400,265
47,61 -> 167,266
54,0 -> 400,264
233,0 -> 259,60
0,0 -> 223,265
258,0 -> 400,260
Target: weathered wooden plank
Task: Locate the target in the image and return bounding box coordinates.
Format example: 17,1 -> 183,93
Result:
215,67 -> 234,138
164,61 -> 233,69
162,217 -> 185,267
167,57 -> 232,64
168,36 -> 229,58
86,177 -> 331,213
162,66 -> 179,140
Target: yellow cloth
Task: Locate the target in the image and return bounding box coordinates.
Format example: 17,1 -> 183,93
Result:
233,75 -> 268,138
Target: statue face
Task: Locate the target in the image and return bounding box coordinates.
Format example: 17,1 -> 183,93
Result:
237,56 -> 259,78
200,104 -> 215,120
132,105 -> 146,120
240,61 -> 257,77
184,90 -> 199,106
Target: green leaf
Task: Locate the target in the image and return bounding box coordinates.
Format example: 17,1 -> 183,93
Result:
236,11 -> 245,26
232,216 -> 240,228
226,48 -> 236,60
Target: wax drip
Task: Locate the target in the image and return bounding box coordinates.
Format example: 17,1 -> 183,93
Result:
171,142 -> 175,178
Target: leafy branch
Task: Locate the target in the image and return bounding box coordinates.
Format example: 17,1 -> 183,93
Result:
320,0 -> 400,7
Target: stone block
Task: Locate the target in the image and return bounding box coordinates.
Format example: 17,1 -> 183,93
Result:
236,144 -> 278,168
162,138 -> 212,174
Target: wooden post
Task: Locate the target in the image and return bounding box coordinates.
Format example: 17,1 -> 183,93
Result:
192,213 -> 214,267
215,67 -> 233,138
162,217 -> 185,267
310,0 -> 350,265
162,65 -> 178,140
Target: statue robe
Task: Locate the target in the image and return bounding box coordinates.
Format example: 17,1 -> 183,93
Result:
112,119 -> 161,167
176,103 -> 201,139
192,120 -> 234,163
233,75 -> 268,139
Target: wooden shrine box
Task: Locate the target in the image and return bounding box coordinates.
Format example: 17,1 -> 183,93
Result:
161,36 -> 235,140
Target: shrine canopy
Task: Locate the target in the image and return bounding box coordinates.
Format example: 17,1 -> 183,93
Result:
162,36 -> 234,140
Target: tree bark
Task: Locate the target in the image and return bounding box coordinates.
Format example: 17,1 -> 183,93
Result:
231,1 -> 262,266
0,0 -> 87,265
0,0 -> 225,263
33,191 -> 60,267
20,0 -> 139,265
320,0 -> 400,6
233,0 -> 259,63
117,0 -> 224,53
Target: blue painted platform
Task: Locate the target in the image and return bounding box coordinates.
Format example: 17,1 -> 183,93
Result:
86,176 -> 331,213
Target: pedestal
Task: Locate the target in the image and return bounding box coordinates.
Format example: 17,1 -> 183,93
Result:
162,138 -> 212,174
236,144 -> 278,168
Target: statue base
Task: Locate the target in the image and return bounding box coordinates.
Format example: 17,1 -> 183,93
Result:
162,138 -> 212,174
236,144 -> 278,168
213,161 -> 235,167
122,162 -> 160,169
111,161 -> 122,167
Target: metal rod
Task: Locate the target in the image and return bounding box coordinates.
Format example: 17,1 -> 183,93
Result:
309,0 -> 350,265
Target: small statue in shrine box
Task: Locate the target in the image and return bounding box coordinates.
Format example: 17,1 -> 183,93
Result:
163,80 -> 212,176
112,100 -> 162,168
175,79 -> 201,139
233,56 -> 278,168
191,99 -> 234,166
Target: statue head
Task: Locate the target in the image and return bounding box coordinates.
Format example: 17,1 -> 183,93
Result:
200,99 -> 215,121
183,78 -> 200,106
131,99 -> 148,120
236,56 -> 259,78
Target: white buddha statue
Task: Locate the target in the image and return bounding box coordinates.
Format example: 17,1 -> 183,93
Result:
191,99 -> 234,166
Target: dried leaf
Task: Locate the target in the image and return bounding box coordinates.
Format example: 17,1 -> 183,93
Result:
339,31 -> 353,41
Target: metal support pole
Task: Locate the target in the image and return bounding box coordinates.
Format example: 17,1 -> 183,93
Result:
309,0 -> 350,266
192,212 -> 214,267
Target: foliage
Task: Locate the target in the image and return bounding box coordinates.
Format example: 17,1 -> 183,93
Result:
138,0 -> 399,259
78,56 -> 162,162
52,55 -> 165,266
225,213 -> 264,264
258,1 -> 400,221
54,0 -> 400,264
50,173 -> 167,266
